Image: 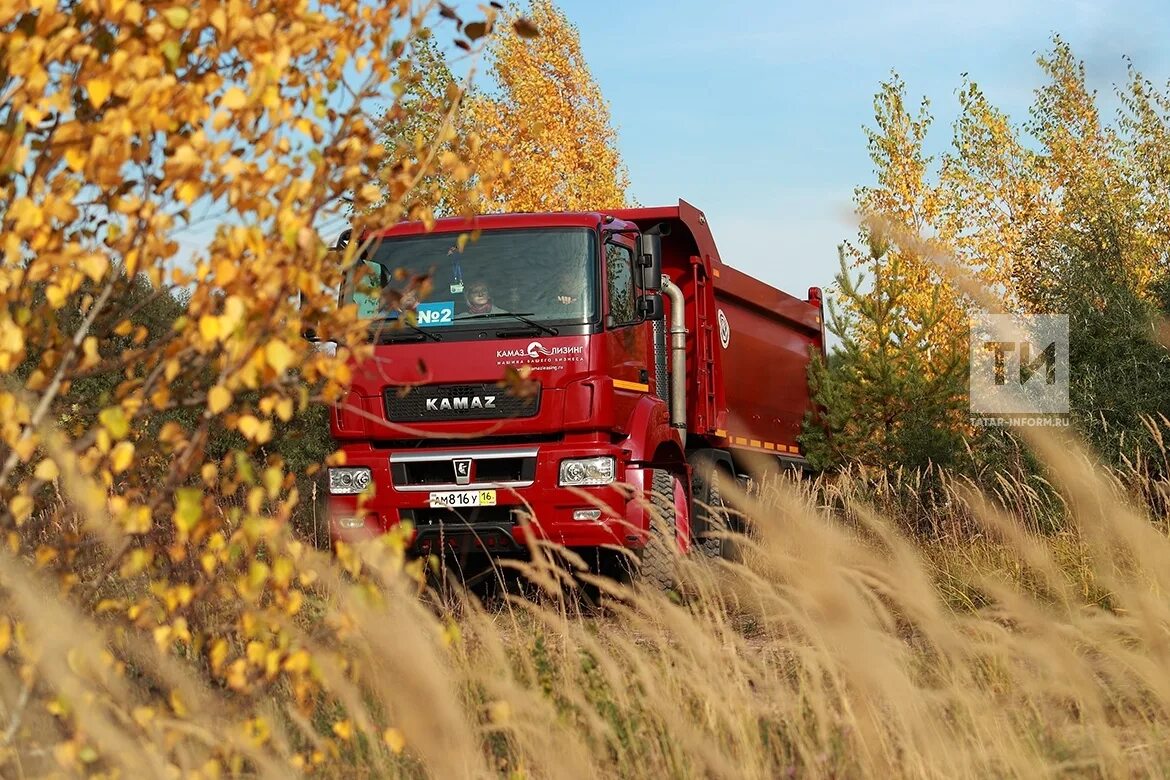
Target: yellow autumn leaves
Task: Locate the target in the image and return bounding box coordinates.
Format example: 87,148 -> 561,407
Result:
850,40 -> 1170,354
0,0 -> 626,769
0,316 -> 24,373
382,0 -> 628,218
468,0 -> 628,212
208,386 -> 232,415
0,0 -> 514,772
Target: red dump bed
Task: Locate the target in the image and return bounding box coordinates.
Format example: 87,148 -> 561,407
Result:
611,200 -> 824,462
711,262 -> 823,458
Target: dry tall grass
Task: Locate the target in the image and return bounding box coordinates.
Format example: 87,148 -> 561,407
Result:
5,427 -> 1170,778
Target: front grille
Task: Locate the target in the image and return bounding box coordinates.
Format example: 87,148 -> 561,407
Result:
390,449 -> 537,490
471,457 -> 526,483
384,383 -> 540,423
400,460 -> 456,486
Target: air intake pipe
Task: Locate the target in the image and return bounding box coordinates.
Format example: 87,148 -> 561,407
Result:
653,319 -> 668,405
660,275 -> 687,429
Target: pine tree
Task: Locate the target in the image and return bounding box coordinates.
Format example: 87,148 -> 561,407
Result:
801,241 -> 968,470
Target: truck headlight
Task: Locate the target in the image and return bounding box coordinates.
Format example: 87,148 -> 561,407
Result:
559,457 -> 615,487
328,467 -> 372,495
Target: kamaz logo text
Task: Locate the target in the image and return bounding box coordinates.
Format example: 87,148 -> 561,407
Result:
425,396 -> 496,411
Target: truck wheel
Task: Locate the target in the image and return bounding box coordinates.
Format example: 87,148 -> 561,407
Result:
691,456 -> 730,560
640,468 -> 681,591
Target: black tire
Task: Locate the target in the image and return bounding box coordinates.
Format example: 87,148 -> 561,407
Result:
640,468 -> 679,591
690,454 -> 730,560
693,453 -> 754,561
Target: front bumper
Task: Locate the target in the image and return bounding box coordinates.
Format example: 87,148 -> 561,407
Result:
326,441 -> 652,551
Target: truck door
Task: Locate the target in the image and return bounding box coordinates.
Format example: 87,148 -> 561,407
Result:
602,236 -> 652,424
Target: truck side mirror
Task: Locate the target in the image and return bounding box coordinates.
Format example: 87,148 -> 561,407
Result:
301,237 -> 352,342
636,233 -> 662,292
299,315 -> 318,343
298,289 -> 324,342
637,293 -> 664,321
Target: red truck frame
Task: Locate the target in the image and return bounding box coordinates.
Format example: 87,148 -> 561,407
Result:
319,199 -> 824,587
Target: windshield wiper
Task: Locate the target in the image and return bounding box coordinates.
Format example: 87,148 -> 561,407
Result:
370,317 -> 442,343
458,310 -> 558,336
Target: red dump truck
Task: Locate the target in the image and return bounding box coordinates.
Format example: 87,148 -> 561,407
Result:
320,199 -> 824,584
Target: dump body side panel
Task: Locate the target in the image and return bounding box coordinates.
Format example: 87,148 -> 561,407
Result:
610,200 -> 824,462
711,263 -> 821,458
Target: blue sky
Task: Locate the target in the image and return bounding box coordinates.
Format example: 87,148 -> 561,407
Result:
556,0 -> 1170,301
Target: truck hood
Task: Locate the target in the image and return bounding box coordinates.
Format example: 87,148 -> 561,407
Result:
336,334 -> 603,440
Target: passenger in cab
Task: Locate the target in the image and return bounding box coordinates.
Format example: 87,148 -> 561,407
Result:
461,279 -> 500,316
547,269 -> 585,314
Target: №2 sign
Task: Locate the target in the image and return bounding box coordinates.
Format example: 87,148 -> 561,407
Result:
416,301 -> 455,326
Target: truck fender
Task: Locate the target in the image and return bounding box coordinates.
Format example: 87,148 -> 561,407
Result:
621,394 -> 684,468
617,395 -> 688,545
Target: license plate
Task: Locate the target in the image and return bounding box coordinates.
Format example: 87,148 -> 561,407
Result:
428,489 -> 497,508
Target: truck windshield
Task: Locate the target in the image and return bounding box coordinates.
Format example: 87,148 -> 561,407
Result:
346,228 -> 598,328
